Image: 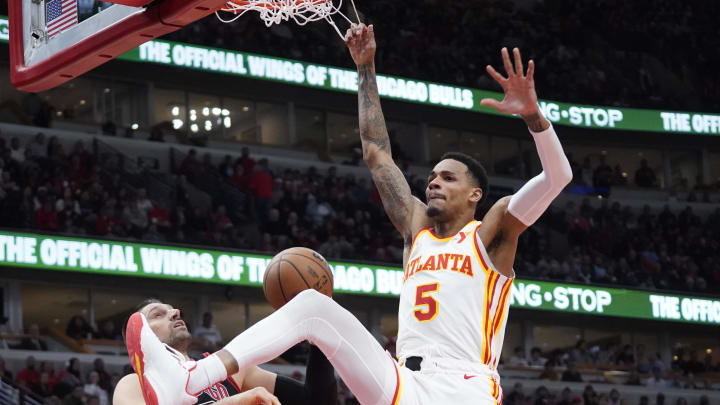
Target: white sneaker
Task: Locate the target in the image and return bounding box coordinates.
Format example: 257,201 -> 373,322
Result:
125,312 -> 199,405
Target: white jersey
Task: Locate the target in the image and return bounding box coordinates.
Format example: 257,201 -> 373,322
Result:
397,220 -> 514,370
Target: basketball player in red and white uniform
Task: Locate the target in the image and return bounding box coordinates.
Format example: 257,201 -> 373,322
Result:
114,299 -> 337,405
122,24 -> 571,405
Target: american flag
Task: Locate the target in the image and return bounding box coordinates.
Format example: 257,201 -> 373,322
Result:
46,0 -> 78,38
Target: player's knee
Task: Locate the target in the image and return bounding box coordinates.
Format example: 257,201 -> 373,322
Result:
290,289 -> 335,315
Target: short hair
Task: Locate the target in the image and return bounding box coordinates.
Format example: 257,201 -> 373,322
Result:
134,298 -> 163,314
121,298 -> 162,344
440,152 -> 489,203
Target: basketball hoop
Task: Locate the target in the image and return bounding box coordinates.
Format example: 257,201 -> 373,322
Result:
217,0 -> 360,38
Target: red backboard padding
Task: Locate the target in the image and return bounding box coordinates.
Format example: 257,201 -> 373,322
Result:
9,0 -> 229,92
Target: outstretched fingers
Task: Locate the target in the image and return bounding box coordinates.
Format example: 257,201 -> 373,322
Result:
526,59 -> 535,81
501,47 -> 515,78
485,65 -> 507,86
480,98 -> 502,110
513,48 -> 524,77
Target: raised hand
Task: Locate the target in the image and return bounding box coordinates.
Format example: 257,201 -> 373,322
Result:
345,23 -> 376,66
480,48 -> 540,118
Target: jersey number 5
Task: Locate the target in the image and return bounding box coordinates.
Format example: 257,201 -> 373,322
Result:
414,282 -> 439,322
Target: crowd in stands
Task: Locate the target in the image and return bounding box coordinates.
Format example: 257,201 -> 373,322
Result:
164,0 -> 719,111
2,338 -> 717,404
0,354 -> 126,405
1,129 -> 719,295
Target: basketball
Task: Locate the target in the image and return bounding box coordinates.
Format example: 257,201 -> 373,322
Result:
263,247 -> 334,309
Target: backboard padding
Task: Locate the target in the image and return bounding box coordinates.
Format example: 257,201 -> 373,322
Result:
10,0 -> 229,92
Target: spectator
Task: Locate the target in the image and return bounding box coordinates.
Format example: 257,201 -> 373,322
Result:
66,315 -> 95,340
16,356 -> 40,391
238,146 -> 256,174
583,385 -> 598,405
53,358 -> 83,398
26,132 -> 47,159
562,361 -> 583,382
123,194 -> 150,238
538,360 -> 560,381
136,188 -> 153,215
83,371 -> 108,405
635,345 -> 652,374
148,200 -> 172,232
534,386 -> 552,405
528,347 -> 548,367
608,389 -> 621,405
504,382 -> 527,405
35,199 -> 60,231
248,158 -> 274,223
35,370 -> 55,397
41,361 -> 60,390
193,312 -> 223,351
63,385 -> 86,405
97,320 -> 120,341
15,323 -> 48,351
616,344 -> 635,366
92,358 -> 111,393
645,367 -> 667,388
557,388 -> 573,405
218,155 -> 234,179
210,205 -> 233,235
656,393 -> 665,405
10,137 -> 26,163
230,163 -> 250,189
179,148 -> 197,171
509,346 -> 529,367
0,355 -> 13,381
570,340 -> 589,364
635,159 -> 657,188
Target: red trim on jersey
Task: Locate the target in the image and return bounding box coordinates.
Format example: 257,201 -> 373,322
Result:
488,278 -> 513,365
391,359 -> 402,405
426,220 -> 477,241
481,271 -> 499,364
472,225 -> 492,272
409,227 -> 431,255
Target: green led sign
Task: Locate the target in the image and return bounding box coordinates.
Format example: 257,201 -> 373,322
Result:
2,16 -> 718,134
1,231 -> 719,326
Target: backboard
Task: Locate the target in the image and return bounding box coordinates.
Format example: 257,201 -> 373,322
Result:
9,0 -> 228,93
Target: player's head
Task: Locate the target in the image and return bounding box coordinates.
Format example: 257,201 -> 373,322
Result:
426,152 -> 488,220
133,298 -> 191,351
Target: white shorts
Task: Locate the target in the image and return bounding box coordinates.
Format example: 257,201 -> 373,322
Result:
393,357 -> 504,405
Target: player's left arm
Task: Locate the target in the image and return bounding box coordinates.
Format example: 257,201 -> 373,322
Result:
476,48 -> 573,277
234,345 -> 337,405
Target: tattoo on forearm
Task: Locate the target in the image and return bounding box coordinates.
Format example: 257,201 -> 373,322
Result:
522,112 -> 550,132
372,163 -> 411,226
357,64 -> 391,155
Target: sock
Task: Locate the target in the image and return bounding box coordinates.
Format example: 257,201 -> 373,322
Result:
186,353 -> 228,394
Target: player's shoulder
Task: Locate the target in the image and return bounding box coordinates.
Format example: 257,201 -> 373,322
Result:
113,374 -> 144,405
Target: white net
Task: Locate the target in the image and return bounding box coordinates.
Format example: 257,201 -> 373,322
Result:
217,0 -> 360,38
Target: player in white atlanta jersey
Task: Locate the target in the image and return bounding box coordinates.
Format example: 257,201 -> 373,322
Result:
122,24 -> 572,405
399,219 -> 513,372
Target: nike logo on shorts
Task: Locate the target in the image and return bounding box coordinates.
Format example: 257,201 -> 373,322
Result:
463,374 -> 477,380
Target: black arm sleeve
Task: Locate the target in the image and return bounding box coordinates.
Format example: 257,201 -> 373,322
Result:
274,346 -> 337,405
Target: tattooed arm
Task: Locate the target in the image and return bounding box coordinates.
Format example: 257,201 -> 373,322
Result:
345,24 -> 429,244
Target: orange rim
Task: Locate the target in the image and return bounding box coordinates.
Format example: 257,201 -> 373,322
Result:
224,0 -> 330,11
